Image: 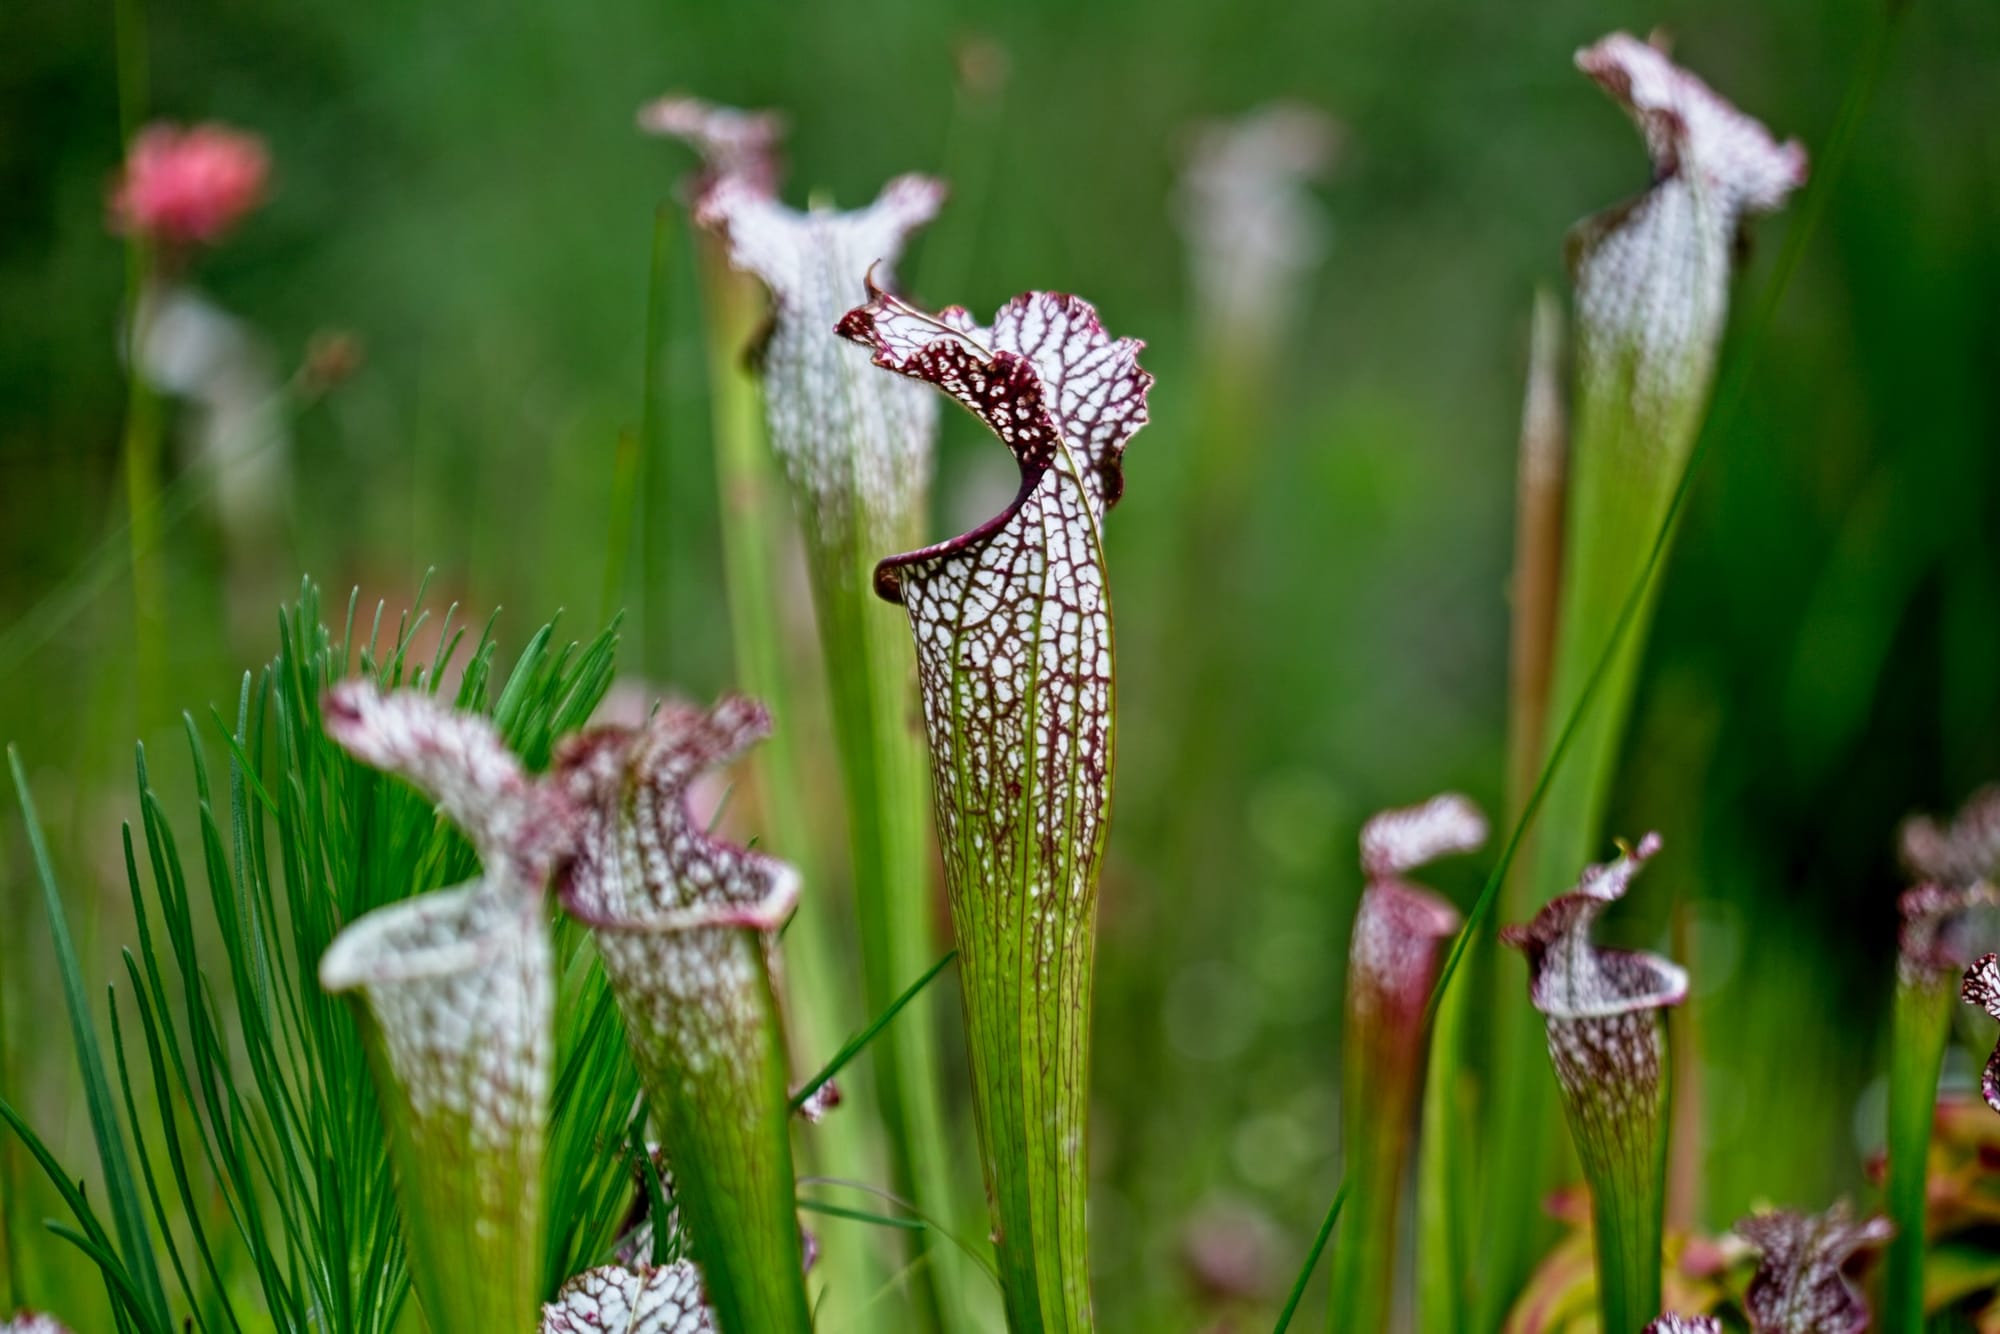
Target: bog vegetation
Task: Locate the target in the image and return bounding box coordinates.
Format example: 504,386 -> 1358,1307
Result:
2,5 -> 1996,1333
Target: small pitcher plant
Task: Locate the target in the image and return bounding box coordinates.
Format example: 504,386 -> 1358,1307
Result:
540,1262 -> 716,1334
1331,793 -> 1486,1333
1502,833 -> 1687,1334
554,696 -> 811,1334
319,682 -> 572,1334
1736,1203 -> 1893,1334
320,680 -> 813,1334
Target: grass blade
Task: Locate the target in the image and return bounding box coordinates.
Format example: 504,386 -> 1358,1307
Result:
791,951 -> 957,1114
7,745 -> 171,1329
1271,1181 -> 1348,1334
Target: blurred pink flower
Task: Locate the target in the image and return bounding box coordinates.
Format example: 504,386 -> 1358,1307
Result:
110,122 -> 269,247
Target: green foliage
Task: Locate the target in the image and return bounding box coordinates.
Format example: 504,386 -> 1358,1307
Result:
2,581 -> 633,1331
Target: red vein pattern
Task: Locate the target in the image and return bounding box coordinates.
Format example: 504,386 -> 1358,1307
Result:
837,286 -> 1151,1329
1735,1204 -> 1892,1334
1961,954 -> 2000,1114
1501,833 -> 1689,1330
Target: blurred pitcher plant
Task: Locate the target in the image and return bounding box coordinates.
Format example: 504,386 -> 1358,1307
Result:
1331,794 -> 1485,1332
1884,789 -> 2000,1334
1502,833 -> 1687,1334
555,696 -> 812,1334
644,96 -> 971,1331
1487,33 -> 1809,1312
319,683 -> 572,1334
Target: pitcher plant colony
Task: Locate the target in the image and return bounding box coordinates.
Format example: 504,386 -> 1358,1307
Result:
6,14 -> 1996,1334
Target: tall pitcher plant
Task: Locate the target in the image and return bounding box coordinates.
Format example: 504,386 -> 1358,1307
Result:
839,284 -> 1153,1332
1487,34 -> 1808,1312
647,98 -> 970,1328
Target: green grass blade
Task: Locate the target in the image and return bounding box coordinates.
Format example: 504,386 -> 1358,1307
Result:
1271,1181 -> 1348,1334
791,950 -> 957,1114
795,1179 -> 1000,1289
798,1200 -> 927,1232
7,745 -> 171,1329
0,1093 -> 135,1315
105,981 -> 211,1334
1883,975 -> 1955,1332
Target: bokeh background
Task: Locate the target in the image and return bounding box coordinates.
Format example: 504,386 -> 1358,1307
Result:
3,0 -> 1998,1328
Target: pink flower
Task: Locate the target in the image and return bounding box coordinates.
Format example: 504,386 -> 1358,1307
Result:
110,122 -> 269,247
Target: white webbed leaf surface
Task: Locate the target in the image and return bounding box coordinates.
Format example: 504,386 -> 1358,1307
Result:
1644,1318 -> 1722,1334
836,286 -> 1151,1328
1735,1204 -> 1892,1334
1570,32 -> 1808,427
318,682 -> 566,1334
541,1262 -> 717,1334
694,171 -> 943,538
555,696 -> 810,1334
836,287 -> 1150,909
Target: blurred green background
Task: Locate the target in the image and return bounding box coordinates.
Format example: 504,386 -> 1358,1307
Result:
3,0 -> 1997,1328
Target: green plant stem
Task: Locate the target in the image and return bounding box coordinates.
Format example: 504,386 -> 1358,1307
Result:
625,203 -> 677,660
1883,972 -> 1954,1334
1484,323 -> 1688,1326
1433,290 -> 1565,1333
1549,1013 -> 1671,1334
1329,1046 -> 1418,1333
599,428 -> 642,629
113,0 -> 165,727
1415,978 -> 1470,1334
122,269 -> 168,723
647,936 -> 815,1334
794,462 -> 973,1334
0,859 -> 19,1312
691,233 -> 885,1316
